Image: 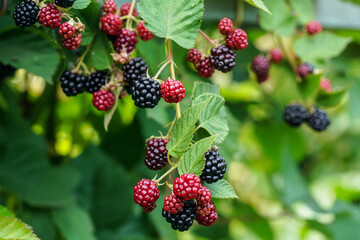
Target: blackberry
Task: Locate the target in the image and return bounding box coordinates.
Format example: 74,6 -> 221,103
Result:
120,2 -> 137,17
131,77 -> 161,108
62,33 -> 82,50
92,89 -> 115,111
137,21 -> 154,41
102,0 -> 117,14
144,137 -> 169,170
196,201 -> 218,226
218,18 -> 233,35
38,4 -> 62,29
133,179 -> 160,212
283,104 -> 308,127
196,57 -> 215,79
13,0 -> 40,28
85,71 -> 109,93
173,174 -> 202,201
226,28 -> 248,50
200,147 -> 226,184
162,200 -> 196,232
114,28 -> 138,54
297,62 -> 314,78
164,194 -> 184,214
101,13 -> 122,36
306,21 -> 322,35
187,48 -> 202,64
122,57 -> 148,86
270,48 -> 283,63
251,55 -> 270,83
160,79 -> 186,103
307,108 -> 330,131
59,70 -> 86,96
209,45 -> 236,73
55,0 -> 76,8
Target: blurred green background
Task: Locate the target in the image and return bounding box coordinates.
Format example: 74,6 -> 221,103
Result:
1,0 -> 360,239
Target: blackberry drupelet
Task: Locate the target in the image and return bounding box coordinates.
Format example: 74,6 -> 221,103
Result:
59,70 -> 86,96
307,108 -> 330,131
13,0 -> 40,28
122,57 -> 148,86
55,0 -> 75,8
85,71 -> 109,93
162,200 -> 196,232
131,77 -> 161,108
283,104 -> 308,127
200,147 -> 226,184
144,138 -> 169,170
209,45 -> 236,73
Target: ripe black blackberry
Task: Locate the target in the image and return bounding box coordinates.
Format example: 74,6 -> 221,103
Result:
59,70 -> 86,96
144,138 -> 169,170
13,0 -> 40,28
209,45 -> 236,73
85,71 -> 109,93
307,108 -> 330,131
55,0 -> 76,8
162,200 -> 196,232
131,77 -> 161,108
200,147 -> 227,184
283,104 -> 308,127
122,57 -> 148,87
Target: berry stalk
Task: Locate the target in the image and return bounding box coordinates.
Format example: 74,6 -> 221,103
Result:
125,0 -> 136,29
154,162 -> 179,184
199,29 -> 217,45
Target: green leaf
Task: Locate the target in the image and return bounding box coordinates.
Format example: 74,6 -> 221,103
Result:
178,135 -> 218,176
137,0 -> 204,48
288,0 -> 315,24
295,32 -> 352,62
0,206 -> 14,218
52,205 -> 96,240
191,81 -> 220,104
167,96 -> 212,158
297,73 -> 323,100
203,180 -> 238,199
91,32 -> 113,71
244,0 -> 271,14
316,84 -> 351,108
0,28 -> 61,83
259,0 -> 296,36
104,87 -> 122,131
0,217 -> 39,240
72,0 -> 91,9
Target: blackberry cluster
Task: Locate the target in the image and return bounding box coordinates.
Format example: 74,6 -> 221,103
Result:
307,108 -> 330,131
131,77 -> 161,108
122,57 -> 148,86
59,70 -> 86,96
85,71 -> 109,93
13,0 -> 40,28
209,45 -> 236,73
55,0 -> 75,8
200,148 -> 227,184
162,200 -> 196,232
144,138 -> 169,170
283,104 -> 308,127
251,55 -> 270,83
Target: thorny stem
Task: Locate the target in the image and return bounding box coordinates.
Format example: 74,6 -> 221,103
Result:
125,0 -> 137,30
199,29 -> 217,46
155,163 -> 179,184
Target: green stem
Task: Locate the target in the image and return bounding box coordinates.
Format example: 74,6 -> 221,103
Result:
125,0 -> 137,30
234,0 -> 244,27
155,163 -> 178,184
75,43 -> 93,72
154,60 -> 171,79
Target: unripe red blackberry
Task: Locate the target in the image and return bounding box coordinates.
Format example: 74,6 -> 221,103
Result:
160,79 -> 186,103
196,57 -> 215,79
144,137 -> 169,170
196,201 -> 218,226
59,22 -> 76,39
55,0 -> 75,8
201,148 -> 226,184
209,45 -> 236,73
306,21 -> 322,35
92,89 -> 115,111
131,77 -> 161,108
114,28 -> 138,54
102,0 -> 117,14
164,194 -> 184,214
251,55 -> 270,83
62,33 -> 82,50
13,0 -> 40,28
38,4 -> 62,29
196,201 -> 211,216
173,174 -> 202,201
59,70 -> 86,96
196,186 -> 212,206
218,17 -> 233,35
120,2 -> 137,17
101,13 -> 122,36
297,62 -> 314,78
133,179 -> 160,212
270,48 -> 283,63
187,48 -> 202,64
137,21 -> 155,41
226,28 -> 248,50
307,108 -> 330,132
162,200 -> 196,231
320,79 -> 332,92
283,104 -> 308,127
